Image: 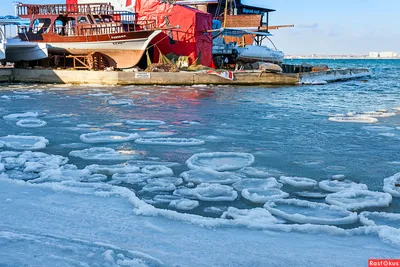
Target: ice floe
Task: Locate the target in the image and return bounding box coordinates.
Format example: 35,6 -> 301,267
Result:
357,111 -> 396,118
241,188 -> 289,203
107,99 -> 133,106
3,112 -> 39,121
180,168 -> 241,185
293,191 -> 329,199
141,165 -> 173,178
125,119 -> 166,126
169,198 -> 199,210
142,182 -> 176,192
325,190 -> 392,210
147,177 -> 183,186
328,116 -> 378,123
80,131 -> 139,144
16,119 -> 47,128
319,180 -> 368,192
186,152 -> 255,171
359,211 -> 400,228
238,167 -> 283,178
279,176 -> 318,189
138,131 -> 177,138
152,194 -> 182,204
85,164 -> 140,175
232,178 -> 283,192
0,135 -> 49,150
111,172 -> 149,185
331,174 -> 346,181
69,147 -> 139,161
126,160 -> 180,168
6,170 -> 39,180
135,137 -> 205,146
222,207 -> 280,225
264,199 -> 358,225
174,183 -> 238,202
383,173 -> 400,197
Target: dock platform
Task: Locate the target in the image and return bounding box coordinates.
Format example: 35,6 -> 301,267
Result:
0,68 -> 371,86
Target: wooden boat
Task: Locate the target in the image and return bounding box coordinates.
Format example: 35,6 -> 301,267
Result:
16,3 -> 163,69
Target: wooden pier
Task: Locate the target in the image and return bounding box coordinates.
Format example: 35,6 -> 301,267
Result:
0,68 -> 371,86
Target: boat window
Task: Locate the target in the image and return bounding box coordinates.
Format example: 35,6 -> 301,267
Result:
54,17 -> 76,36
32,18 -> 51,34
78,16 -> 88,24
93,16 -> 101,24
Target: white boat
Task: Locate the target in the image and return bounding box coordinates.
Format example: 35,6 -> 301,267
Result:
1,16 -> 48,63
5,39 -> 48,62
0,41 -> 5,61
212,28 -> 284,67
236,45 -> 284,64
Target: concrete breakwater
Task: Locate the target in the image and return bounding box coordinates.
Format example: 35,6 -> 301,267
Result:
0,68 -> 371,86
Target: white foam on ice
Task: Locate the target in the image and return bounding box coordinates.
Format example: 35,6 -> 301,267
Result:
232,178 -> 283,192
180,168 -> 242,185
186,152 -> 255,171
279,176 -> 318,189
16,119 -> 47,128
169,198 -> 199,210
241,188 -> 289,204
85,164 -> 140,175
221,207 -> 281,226
319,180 -> 368,192
328,116 -> 378,123
80,131 -> 139,144
359,212 -> 400,228
141,165 -> 173,178
3,112 -> 39,121
383,172 -> 400,197
174,183 -> 238,202
326,190 -> 392,210
135,137 -> 205,146
264,199 -> 358,225
125,119 -> 166,126
69,147 -> 140,161
0,135 -> 49,150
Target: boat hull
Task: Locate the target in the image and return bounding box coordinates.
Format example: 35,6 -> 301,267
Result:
237,45 -> 284,64
21,30 -> 161,69
0,42 -> 5,61
5,40 -> 48,62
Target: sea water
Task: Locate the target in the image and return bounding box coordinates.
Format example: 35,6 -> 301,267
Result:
0,59 -> 399,266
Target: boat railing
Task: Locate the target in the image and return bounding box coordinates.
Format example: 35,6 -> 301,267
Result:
18,18 -> 157,38
17,3 -> 115,17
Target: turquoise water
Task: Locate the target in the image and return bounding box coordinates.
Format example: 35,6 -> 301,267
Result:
0,59 -> 399,221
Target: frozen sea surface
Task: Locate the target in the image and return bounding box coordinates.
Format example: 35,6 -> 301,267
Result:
1,59 -> 400,266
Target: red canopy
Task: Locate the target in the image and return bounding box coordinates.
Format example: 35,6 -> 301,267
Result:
135,0 -> 213,67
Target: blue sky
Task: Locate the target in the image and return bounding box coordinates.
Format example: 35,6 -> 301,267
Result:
1,0 -> 398,55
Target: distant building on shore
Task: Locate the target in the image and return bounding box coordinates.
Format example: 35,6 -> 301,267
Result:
369,51 -> 398,58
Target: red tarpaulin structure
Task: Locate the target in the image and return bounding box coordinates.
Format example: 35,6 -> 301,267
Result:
135,0 -> 213,67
